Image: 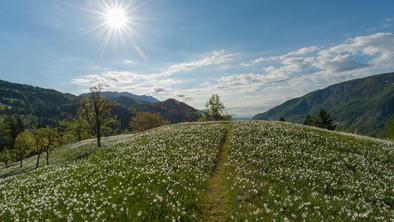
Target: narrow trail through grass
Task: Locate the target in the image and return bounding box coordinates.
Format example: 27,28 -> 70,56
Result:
201,124 -> 232,222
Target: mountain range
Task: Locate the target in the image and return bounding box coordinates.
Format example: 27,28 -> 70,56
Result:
0,80 -> 200,129
80,91 -> 160,104
253,72 -> 394,136
2,72 -> 394,136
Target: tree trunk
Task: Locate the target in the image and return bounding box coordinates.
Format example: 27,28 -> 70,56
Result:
96,119 -> 101,148
20,157 -> 23,168
97,132 -> 101,148
46,150 -> 49,165
93,96 -> 102,148
5,160 -> 8,168
77,129 -> 81,141
36,152 -> 41,169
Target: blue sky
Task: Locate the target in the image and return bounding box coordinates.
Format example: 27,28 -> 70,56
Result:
0,0 -> 394,117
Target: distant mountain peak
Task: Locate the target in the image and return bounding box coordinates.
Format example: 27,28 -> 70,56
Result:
79,91 -> 160,104
0,79 -> 200,129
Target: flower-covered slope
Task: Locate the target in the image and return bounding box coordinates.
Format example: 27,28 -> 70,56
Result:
227,121 -> 394,221
0,123 -> 226,221
0,121 -> 393,221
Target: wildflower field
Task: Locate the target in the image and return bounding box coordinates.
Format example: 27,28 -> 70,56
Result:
0,123 -> 226,221
0,121 -> 393,221
227,121 -> 394,221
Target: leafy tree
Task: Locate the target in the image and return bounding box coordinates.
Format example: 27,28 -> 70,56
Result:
78,85 -> 114,148
35,128 -> 48,168
197,115 -> 209,122
14,131 -> 35,168
316,109 -> 336,130
44,128 -> 59,166
59,119 -> 91,142
304,115 -> 316,126
384,118 -> 394,140
101,116 -> 121,136
303,109 -> 336,130
0,148 -> 13,167
203,94 -> 232,121
35,128 -> 60,168
4,115 -> 24,149
130,112 -> 169,132
0,118 -> 7,152
60,133 -> 77,145
279,117 -> 286,122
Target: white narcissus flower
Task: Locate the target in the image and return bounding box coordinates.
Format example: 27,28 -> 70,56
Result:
0,123 -> 226,221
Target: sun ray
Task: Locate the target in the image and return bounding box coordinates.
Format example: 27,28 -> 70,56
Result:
67,0 -> 149,61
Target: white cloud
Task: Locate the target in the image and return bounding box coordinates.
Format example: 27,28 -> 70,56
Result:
71,50 -> 236,97
287,46 -> 320,56
240,46 -> 320,67
240,57 -> 268,67
243,32 -> 394,77
160,50 -> 237,76
71,33 -> 394,117
123,59 -> 134,65
214,32 -> 394,115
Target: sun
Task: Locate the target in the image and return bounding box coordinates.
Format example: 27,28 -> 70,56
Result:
104,7 -> 127,30
104,7 -> 128,30
76,1 -> 148,60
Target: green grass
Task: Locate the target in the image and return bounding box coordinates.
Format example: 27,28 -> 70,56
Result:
0,121 -> 393,221
0,123 -> 226,221
201,124 -> 232,221
227,121 -> 394,221
0,134 -> 135,178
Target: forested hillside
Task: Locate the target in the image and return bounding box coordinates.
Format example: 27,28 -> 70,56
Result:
0,80 -> 78,127
253,72 -> 394,136
0,79 -> 200,130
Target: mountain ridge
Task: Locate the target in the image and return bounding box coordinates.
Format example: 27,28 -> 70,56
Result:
253,72 -> 394,136
0,79 -> 200,129
79,91 -> 160,104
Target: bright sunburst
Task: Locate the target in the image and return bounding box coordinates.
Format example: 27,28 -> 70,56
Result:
76,0 -> 147,60
104,6 -> 128,30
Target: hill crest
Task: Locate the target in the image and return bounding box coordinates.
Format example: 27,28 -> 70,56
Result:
253,72 -> 394,135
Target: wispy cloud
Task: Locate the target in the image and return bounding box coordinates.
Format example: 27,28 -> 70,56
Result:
72,33 -> 394,116
160,50 -> 237,76
123,59 -> 134,65
72,50 -> 236,95
240,46 -> 320,67
242,32 -> 394,76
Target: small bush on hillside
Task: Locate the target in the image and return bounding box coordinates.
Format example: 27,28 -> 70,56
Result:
130,112 -> 169,132
200,94 -> 232,121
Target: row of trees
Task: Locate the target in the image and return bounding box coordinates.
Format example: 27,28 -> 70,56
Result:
278,109 -> 336,130
77,91 -> 231,149
0,115 -> 26,167
0,90 -> 232,168
0,127 -> 59,168
303,109 -> 336,130
0,85 -> 172,168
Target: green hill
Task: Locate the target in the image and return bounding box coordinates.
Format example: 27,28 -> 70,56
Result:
0,121 -> 392,221
0,133 -> 134,178
0,80 -> 78,126
0,79 -> 201,129
253,72 -> 394,136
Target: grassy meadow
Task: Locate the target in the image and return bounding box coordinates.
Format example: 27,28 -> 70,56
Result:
0,121 -> 393,221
